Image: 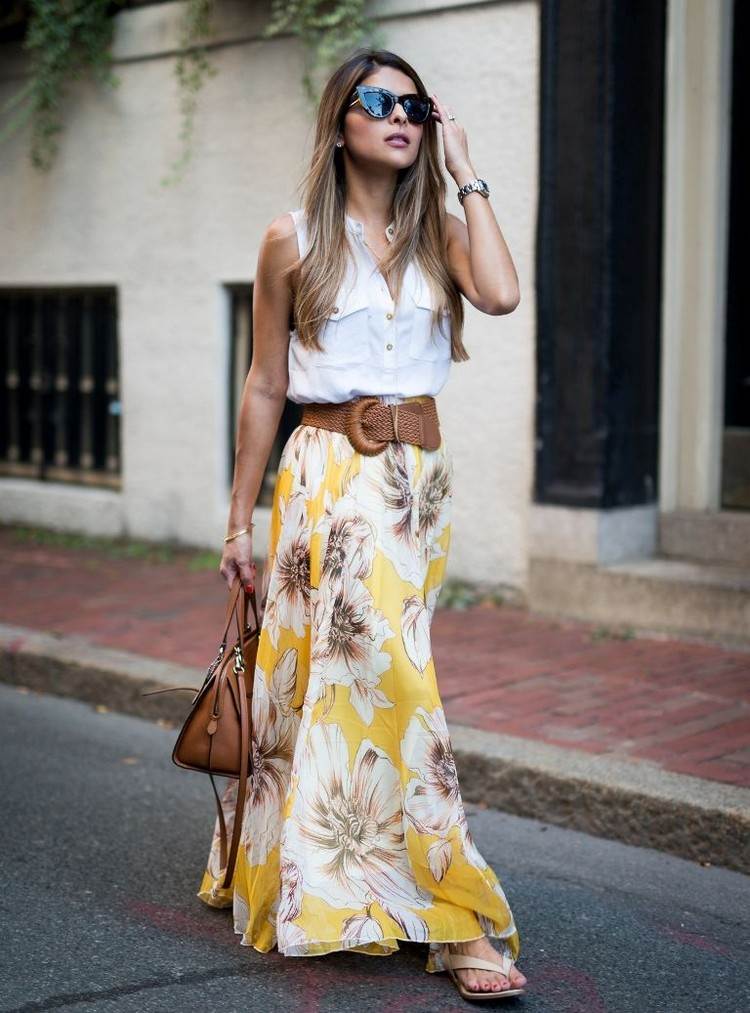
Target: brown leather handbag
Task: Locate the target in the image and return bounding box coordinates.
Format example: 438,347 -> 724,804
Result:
142,575 -> 260,888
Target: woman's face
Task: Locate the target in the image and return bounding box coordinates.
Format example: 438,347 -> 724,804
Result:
340,66 -> 425,171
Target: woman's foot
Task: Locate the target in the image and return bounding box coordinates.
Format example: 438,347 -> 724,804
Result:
441,936 -> 528,994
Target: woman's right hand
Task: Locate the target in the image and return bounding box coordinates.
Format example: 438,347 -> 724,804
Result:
219,531 -> 257,593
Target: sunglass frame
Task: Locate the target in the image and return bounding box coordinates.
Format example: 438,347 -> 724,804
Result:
347,85 -> 432,125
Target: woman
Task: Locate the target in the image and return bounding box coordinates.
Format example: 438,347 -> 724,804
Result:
199,47 -> 527,1002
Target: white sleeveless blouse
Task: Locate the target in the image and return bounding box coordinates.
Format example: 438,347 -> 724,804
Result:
286,208 -> 452,405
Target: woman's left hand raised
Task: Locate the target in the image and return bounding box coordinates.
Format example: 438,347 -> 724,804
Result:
430,92 -> 474,180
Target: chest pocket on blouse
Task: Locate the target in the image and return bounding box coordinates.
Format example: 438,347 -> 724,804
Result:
318,285 -> 371,366
408,276 -> 451,362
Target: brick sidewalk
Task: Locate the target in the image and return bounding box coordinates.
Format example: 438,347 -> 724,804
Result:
3,527 -> 749,788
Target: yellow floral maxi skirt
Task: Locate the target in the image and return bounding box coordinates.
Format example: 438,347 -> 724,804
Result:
197,397 -> 521,973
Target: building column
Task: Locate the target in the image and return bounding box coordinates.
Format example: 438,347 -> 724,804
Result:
659,0 -> 734,513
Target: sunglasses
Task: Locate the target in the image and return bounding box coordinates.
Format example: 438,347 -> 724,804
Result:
347,85 -> 433,125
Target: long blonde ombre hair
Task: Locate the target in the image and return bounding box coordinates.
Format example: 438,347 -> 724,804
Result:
285,47 -> 469,362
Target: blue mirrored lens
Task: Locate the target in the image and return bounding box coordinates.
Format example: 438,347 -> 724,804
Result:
360,88 -> 392,116
403,97 -> 430,122
359,88 -> 430,123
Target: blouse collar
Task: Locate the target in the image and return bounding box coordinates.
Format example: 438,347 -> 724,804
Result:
345,213 -> 396,243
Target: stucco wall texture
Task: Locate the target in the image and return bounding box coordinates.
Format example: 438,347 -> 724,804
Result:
0,0 -> 538,592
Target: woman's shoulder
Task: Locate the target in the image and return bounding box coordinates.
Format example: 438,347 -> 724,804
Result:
262,208 -> 302,243
278,207 -> 308,258
258,209 -> 306,259
255,211 -> 304,289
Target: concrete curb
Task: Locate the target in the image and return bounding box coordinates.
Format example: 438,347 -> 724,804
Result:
2,622 -> 748,876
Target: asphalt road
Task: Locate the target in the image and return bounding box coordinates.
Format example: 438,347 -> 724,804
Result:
1,682 -> 748,1013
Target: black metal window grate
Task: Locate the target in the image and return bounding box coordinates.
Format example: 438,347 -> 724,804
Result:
227,284 -> 301,506
0,288 -> 121,488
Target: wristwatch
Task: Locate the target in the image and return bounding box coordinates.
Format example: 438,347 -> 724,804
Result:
457,177 -> 490,205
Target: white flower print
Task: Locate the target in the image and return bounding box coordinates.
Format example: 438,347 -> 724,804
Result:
415,449 -> 453,581
459,820 -> 488,871
346,666 -> 395,726
311,568 -> 394,694
243,670 -> 297,866
285,722 -> 432,911
379,901 -> 430,942
427,839 -> 453,882
233,891 -> 251,937
266,860 -> 310,952
331,430 -> 356,466
278,857 -> 303,923
320,497 -> 377,586
261,594 -> 281,651
401,705 -> 467,844
347,442 -> 424,586
425,582 -> 443,622
342,912 -> 384,945
264,491 -> 311,647
312,488 -> 335,559
401,594 -> 432,674
268,646 -> 298,716
277,922 -> 309,951
286,425 -> 330,498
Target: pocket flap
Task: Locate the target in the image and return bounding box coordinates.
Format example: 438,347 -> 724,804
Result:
409,275 -> 450,317
327,285 -> 370,319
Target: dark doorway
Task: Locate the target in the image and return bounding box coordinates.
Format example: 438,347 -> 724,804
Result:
722,0 -> 749,509
535,0 -> 666,509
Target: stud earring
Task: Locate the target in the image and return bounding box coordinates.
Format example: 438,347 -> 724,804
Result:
335,139 -> 344,147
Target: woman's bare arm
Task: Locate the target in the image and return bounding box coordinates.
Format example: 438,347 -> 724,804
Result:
428,93 -> 520,315
443,209 -> 520,316
220,212 -> 298,588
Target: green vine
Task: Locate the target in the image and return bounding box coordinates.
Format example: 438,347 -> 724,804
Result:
160,0 -> 218,187
0,0 -> 126,172
261,0 -> 383,103
0,0 -> 383,179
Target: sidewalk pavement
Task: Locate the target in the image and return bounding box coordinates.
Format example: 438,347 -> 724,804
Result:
2,525 -> 748,874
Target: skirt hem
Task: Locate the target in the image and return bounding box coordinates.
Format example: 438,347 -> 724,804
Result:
197,886 -> 519,973
236,926 -> 517,973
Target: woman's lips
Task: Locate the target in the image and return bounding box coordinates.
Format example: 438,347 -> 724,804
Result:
385,137 -> 409,147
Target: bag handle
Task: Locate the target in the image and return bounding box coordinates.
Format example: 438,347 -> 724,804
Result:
142,578 -> 260,700
223,575 -> 260,647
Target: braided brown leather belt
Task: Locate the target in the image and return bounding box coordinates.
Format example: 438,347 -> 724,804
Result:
300,395 -> 441,455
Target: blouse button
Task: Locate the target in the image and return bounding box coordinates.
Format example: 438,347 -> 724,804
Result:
386,343 -> 393,350
333,306 -> 339,313
386,311 -> 394,320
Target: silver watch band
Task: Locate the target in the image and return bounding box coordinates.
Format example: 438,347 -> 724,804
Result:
457,178 -> 490,205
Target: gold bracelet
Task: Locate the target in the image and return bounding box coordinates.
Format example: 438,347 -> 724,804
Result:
224,522 -> 255,543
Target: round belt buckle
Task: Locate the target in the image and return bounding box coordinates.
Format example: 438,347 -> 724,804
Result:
346,396 -> 390,455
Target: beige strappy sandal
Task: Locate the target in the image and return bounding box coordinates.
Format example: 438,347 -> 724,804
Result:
441,947 -> 526,1002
